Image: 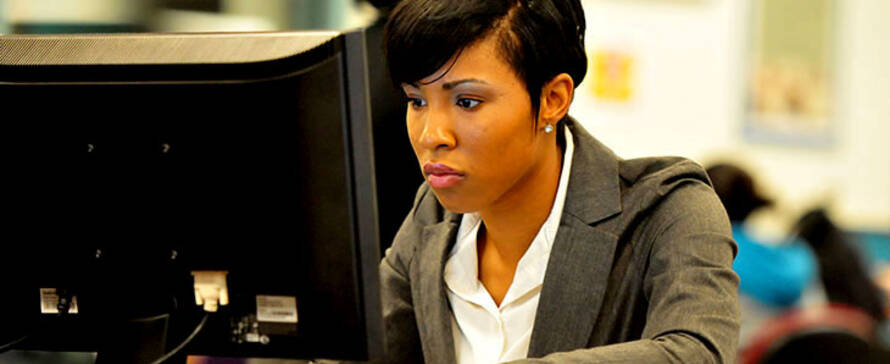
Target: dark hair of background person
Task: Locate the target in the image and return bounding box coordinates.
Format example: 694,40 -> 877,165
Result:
366,0 -> 424,254
706,163 -> 773,222
795,209 -> 888,322
383,0 -> 588,122
707,163 -> 887,322
368,0 -> 399,14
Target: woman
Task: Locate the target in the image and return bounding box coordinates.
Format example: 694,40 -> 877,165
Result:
379,1 -> 740,363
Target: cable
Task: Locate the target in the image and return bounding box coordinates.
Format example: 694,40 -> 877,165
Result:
0,314 -> 171,355
0,334 -> 30,354
149,313 -> 209,364
125,296 -> 178,323
128,313 -> 171,324
0,290 -> 76,354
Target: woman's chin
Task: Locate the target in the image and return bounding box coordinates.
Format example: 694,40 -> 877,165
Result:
431,192 -> 477,214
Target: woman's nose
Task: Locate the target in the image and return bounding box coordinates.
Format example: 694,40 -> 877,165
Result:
418,111 -> 456,151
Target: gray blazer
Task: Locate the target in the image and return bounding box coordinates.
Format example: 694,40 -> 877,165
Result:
379,118 -> 740,363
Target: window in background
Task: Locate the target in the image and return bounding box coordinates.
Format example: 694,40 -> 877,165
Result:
6,0 -> 148,34
745,0 -> 837,147
1,0 -> 377,34
0,1 -> 8,34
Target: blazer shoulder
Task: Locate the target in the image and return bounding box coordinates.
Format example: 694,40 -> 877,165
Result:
405,182 -> 450,226
618,156 -> 714,198
612,157 -> 723,230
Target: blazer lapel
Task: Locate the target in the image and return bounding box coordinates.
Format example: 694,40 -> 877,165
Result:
528,118 -> 624,357
527,216 -> 619,356
415,213 -> 460,364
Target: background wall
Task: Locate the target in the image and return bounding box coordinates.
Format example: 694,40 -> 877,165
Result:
572,0 -> 889,232
1,0 -> 885,232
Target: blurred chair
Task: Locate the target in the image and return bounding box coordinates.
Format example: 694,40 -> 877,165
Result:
740,304 -> 890,364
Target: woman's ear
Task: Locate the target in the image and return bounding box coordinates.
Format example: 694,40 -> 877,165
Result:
537,73 -> 575,128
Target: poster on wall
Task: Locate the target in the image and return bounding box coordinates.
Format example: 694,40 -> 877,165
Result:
591,49 -> 635,103
744,0 -> 837,147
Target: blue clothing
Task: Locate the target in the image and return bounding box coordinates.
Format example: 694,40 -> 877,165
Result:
732,224 -> 817,307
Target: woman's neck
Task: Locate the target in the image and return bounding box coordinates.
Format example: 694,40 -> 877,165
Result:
477,140 -> 564,265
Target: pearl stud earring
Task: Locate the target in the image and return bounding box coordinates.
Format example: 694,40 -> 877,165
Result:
544,124 -> 554,133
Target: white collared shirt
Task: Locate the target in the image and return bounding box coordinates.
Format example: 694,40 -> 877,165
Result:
444,125 -> 574,364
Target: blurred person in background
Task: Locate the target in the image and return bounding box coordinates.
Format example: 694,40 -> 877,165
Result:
794,208 -> 888,322
706,163 -> 818,346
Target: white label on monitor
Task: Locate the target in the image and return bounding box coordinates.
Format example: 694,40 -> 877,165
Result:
256,295 -> 297,323
40,288 -> 79,314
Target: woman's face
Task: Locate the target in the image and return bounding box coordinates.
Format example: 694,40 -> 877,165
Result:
402,35 -> 550,213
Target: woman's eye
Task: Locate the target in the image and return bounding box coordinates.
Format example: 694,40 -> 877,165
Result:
456,98 -> 482,109
408,97 -> 427,108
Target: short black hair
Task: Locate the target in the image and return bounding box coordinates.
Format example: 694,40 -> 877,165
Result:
706,163 -> 773,222
383,0 -> 588,119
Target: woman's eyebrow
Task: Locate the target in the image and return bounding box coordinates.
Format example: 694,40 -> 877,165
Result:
442,78 -> 489,90
402,84 -> 421,94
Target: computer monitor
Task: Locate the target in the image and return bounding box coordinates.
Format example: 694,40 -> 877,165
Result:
0,30 -> 383,362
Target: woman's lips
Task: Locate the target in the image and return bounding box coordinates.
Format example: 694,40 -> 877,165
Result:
428,174 -> 463,188
423,163 -> 465,188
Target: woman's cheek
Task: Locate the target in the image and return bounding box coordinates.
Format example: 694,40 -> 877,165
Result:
406,118 -> 423,153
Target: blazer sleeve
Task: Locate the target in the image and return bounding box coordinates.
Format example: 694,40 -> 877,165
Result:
377,185 -> 428,364
509,181 -> 741,364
